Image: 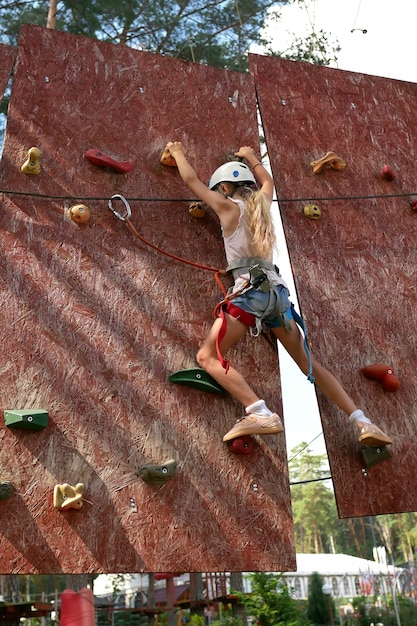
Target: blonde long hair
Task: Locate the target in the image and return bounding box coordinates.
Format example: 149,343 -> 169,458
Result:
237,187 -> 276,259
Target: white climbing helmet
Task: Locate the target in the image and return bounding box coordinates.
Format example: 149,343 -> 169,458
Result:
208,161 -> 256,190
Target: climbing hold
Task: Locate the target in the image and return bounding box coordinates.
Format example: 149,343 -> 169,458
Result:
4,408 -> 48,431
21,147 -> 41,175
381,372 -> 401,392
410,200 -> 417,212
139,459 -> 177,487
228,435 -> 255,455
160,147 -> 177,167
310,151 -> 346,175
361,446 -> 392,469
85,149 -> 132,173
53,483 -> 84,510
169,368 -> 226,394
380,164 -> 396,181
68,204 -> 91,224
189,202 -> 207,219
303,204 -> 321,219
0,481 -> 14,501
362,364 -> 400,392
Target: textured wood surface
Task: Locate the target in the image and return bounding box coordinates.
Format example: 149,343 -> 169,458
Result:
0,26 -> 294,573
250,53 -> 417,518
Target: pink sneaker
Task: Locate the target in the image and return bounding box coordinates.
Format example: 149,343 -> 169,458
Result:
223,413 -> 283,442
358,422 -> 393,447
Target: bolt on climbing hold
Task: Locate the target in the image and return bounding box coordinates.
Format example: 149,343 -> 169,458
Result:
310,151 -> 346,175
160,147 -> 177,167
0,480 -> 14,501
68,204 -> 91,224
139,459 -> 177,487
21,147 -> 41,175
303,204 -> 321,219
53,483 -> 84,510
188,202 -> 206,219
362,363 -> 400,392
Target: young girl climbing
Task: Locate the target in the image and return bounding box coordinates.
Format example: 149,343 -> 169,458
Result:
165,141 -> 393,448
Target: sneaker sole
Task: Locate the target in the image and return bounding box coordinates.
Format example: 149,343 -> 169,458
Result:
223,424 -> 283,442
358,434 -> 393,447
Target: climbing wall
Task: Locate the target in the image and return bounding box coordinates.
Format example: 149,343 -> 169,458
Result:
0,25 -> 295,573
250,53 -> 417,518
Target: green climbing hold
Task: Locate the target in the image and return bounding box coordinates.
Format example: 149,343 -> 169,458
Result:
0,481 -> 13,501
169,368 -> 226,395
139,459 -> 177,487
4,409 -> 49,431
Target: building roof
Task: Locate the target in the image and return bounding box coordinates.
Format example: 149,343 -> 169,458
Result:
292,553 -> 398,576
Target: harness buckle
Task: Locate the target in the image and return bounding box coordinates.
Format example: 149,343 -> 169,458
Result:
249,264 -> 271,292
108,194 -> 132,221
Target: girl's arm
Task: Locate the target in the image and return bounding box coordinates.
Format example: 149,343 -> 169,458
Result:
166,142 -> 231,217
235,146 -> 274,202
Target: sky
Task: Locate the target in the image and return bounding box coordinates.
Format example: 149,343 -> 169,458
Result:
257,0 -> 416,457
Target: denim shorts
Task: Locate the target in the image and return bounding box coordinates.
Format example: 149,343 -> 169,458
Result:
230,284 -> 293,329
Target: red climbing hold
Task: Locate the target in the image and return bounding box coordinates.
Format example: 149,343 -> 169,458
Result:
85,149 -> 133,173
362,363 -> 400,392
228,435 -> 255,455
380,164 -> 396,181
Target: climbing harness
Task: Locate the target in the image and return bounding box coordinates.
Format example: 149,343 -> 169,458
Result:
108,195 -> 314,383
216,257 -> 315,382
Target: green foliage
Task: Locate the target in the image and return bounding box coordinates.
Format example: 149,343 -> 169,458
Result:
289,444 -> 338,554
0,0 -> 291,71
351,594 -> 417,626
234,572 -> 310,626
112,611 -> 148,626
306,572 -> 335,626
211,617 -> 244,626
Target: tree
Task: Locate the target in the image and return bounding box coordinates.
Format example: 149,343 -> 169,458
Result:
233,572 -> 309,626
306,572 -> 332,626
0,0 -> 291,71
289,444 -> 338,553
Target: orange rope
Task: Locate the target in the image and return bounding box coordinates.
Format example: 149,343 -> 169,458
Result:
124,217 -> 228,299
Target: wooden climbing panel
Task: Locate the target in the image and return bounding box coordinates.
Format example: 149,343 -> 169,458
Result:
0,25 -> 295,573
250,53 -> 417,518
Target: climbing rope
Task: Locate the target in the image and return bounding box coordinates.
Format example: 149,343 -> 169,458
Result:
108,194 -> 228,298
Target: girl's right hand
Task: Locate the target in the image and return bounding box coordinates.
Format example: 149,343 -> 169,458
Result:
166,141 -> 185,158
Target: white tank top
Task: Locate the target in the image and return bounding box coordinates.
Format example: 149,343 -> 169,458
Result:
222,198 -> 288,293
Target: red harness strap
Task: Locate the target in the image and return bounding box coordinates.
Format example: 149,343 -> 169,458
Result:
216,302 -> 256,373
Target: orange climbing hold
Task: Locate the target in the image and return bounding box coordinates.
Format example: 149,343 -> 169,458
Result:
310,151 -> 346,175
160,147 -> 177,167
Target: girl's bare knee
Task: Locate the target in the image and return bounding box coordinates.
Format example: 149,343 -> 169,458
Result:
196,347 -> 209,370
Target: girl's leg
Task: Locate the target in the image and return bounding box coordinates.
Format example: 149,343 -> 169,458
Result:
197,313 -> 283,441
272,319 -> 357,415
272,319 -> 393,446
196,314 -> 259,407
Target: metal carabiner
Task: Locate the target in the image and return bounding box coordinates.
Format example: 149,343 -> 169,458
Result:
108,194 -> 132,221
